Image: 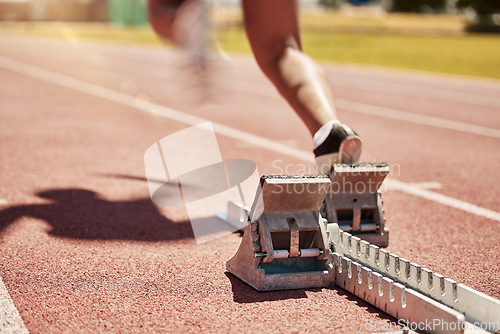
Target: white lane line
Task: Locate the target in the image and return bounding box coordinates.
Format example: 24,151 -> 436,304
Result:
328,76 -> 500,109
403,182 -> 443,190
214,80 -> 500,139
336,99 -> 500,139
0,276 -> 29,334
0,54 -> 499,223
386,179 -> 500,222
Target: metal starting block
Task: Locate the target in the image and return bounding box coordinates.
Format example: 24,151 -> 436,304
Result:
226,175 -> 335,291
225,170 -> 500,333
323,163 -> 390,247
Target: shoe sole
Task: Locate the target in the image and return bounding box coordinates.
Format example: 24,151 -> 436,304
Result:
339,135 -> 362,164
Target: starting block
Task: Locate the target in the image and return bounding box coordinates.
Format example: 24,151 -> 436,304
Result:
226,175 -> 335,291
225,168 -> 500,332
323,163 -> 390,247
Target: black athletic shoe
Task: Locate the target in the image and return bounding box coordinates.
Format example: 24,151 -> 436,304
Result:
314,123 -> 362,174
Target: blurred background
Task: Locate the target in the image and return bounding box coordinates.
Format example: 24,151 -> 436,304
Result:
0,0 -> 499,79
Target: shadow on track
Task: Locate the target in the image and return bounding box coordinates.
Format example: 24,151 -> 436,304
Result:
225,272 -> 310,303
226,274 -> 398,324
0,188 -> 194,241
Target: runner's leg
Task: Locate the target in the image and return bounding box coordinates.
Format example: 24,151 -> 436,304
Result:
148,0 -> 186,41
242,0 -> 362,170
242,0 -> 337,135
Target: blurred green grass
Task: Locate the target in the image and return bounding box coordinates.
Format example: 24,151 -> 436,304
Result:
215,28 -> 500,79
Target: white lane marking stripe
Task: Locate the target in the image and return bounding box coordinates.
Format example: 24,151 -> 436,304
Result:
215,79 -> 500,139
195,78 -> 500,139
404,182 -> 443,190
0,276 -> 29,334
386,179 -> 500,222
336,99 -> 500,139
329,77 -> 500,108
0,55 -> 498,223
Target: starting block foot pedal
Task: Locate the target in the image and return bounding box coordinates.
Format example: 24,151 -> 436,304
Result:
226,175 -> 335,291
323,163 -> 390,247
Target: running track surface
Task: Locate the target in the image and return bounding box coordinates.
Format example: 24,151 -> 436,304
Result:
0,35 -> 499,333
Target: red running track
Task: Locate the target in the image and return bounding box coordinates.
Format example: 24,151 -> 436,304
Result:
0,35 -> 499,333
